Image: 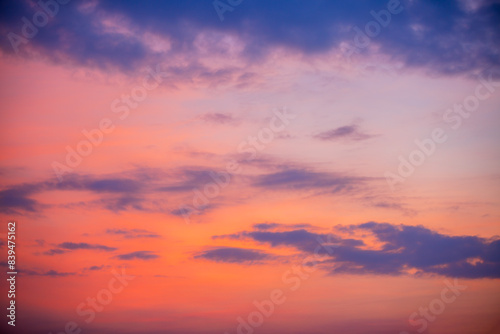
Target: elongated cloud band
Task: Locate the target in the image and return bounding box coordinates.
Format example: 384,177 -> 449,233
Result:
1,0 -> 498,75
203,222 -> 500,279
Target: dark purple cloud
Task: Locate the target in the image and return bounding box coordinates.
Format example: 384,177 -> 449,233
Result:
41,242 -> 116,256
157,168 -> 225,193
314,125 -> 374,142
195,247 -> 271,264
252,168 -> 366,193
43,249 -> 67,256
87,179 -> 142,193
253,222 -> 282,230
95,196 -> 147,213
57,242 -> 117,252
20,268 -> 76,277
106,228 -> 161,238
253,222 -> 315,230
0,169 -> 209,214
85,265 -> 111,271
115,251 -> 159,260
0,174 -> 143,213
0,187 -> 39,213
209,222 -> 500,279
43,269 -> 76,277
89,265 -> 104,270
1,0 -> 498,75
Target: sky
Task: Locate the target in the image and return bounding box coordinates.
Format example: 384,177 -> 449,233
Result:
0,0 -> 499,333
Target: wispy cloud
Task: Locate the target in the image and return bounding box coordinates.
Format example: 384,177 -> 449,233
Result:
106,228 -> 161,238
199,113 -> 238,125
314,125 -> 374,142
115,251 -> 159,260
57,242 -> 117,252
43,249 -> 68,256
20,269 -> 76,277
252,168 -> 367,193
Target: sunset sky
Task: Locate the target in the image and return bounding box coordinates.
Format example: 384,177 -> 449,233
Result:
0,1 -> 500,333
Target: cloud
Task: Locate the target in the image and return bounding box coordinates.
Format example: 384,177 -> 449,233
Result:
360,195 -> 418,216
195,247 -> 272,264
253,222 -> 282,230
106,228 -> 161,238
0,0 -> 498,75
243,229 -> 342,254
370,200 -> 417,216
314,125 -> 374,142
42,270 -> 76,277
94,196 -> 147,213
53,175 -> 143,193
0,167 -> 384,219
0,163 -> 412,223
86,179 -> 142,193
0,168 -> 230,217
0,174 -> 144,213
43,249 -> 67,256
0,170 -> 191,214
252,168 -> 366,193
199,112 -> 238,125
40,243 -> 117,256
57,242 -> 117,252
209,222 -> 500,279
89,265 -> 104,271
253,222 -> 315,230
156,168 -> 223,193
170,203 -> 217,220
20,269 -> 76,277
0,187 -> 40,213
115,251 -> 159,260
85,265 -> 111,271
